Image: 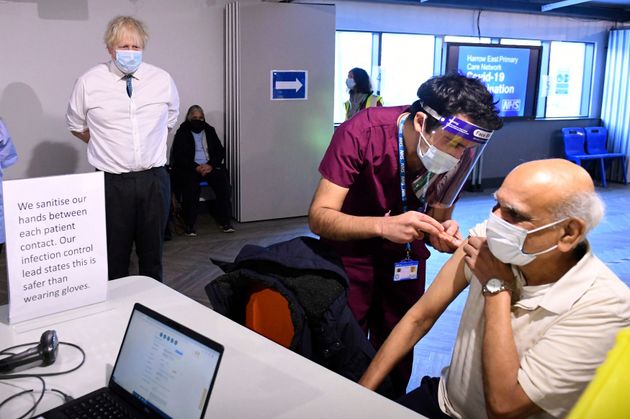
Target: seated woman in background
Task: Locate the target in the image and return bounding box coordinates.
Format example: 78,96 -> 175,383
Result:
344,67 -> 383,120
170,105 -> 234,236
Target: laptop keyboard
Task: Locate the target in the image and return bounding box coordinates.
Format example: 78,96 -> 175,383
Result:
62,391 -> 135,419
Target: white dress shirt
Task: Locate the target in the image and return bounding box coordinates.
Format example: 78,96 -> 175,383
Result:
66,61 -> 180,174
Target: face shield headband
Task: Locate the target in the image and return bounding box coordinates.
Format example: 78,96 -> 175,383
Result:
410,103 -> 495,209
420,103 -> 494,145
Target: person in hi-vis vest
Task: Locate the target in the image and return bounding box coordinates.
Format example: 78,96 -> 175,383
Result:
344,67 -> 383,120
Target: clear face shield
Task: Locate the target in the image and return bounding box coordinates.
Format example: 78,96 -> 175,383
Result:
411,103 -> 494,209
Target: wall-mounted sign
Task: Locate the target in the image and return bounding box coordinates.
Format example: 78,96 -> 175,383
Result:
271,70 -> 308,100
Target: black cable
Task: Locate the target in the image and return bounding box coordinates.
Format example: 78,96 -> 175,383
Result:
0,342 -> 32,355
0,341 -> 85,417
0,375 -> 45,419
0,341 -> 86,377
477,9 -> 482,39
0,388 -> 34,409
0,379 -> 74,419
50,387 -> 73,402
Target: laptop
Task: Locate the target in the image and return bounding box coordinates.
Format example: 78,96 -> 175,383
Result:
40,303 -> 224,419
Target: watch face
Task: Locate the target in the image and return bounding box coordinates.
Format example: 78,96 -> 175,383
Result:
486,278 -> 503,293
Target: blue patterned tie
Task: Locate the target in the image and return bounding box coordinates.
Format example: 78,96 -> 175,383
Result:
124,75 -> 133,97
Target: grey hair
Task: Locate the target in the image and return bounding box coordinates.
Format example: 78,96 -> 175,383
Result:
552,191 -> 605,235
185,105 -> 205,121
104,16 -> 149,49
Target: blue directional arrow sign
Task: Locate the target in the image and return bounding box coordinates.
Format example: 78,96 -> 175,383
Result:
271,70 -> 308,100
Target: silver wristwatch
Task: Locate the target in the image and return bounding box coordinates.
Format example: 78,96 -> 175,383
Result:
482,278 -> 512,296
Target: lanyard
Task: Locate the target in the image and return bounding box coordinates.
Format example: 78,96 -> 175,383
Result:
398,114 -> 431,260
398,115 -> 410,213
397,115 -> 413,259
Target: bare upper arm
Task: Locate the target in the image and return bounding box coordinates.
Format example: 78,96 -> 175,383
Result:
406,243 -> 469,323
309,178 -> 349,214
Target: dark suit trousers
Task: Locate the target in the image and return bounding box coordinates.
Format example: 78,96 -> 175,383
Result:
104,167 -> 170,281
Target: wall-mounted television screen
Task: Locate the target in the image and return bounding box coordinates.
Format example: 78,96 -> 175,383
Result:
444,43 -> 542,118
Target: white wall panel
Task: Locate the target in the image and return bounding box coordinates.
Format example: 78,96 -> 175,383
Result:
0,0 -> 228,181
230,2 -> 335,221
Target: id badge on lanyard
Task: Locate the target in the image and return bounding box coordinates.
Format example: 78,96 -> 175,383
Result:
394,259 -> 419,281
394,114 -> 420,282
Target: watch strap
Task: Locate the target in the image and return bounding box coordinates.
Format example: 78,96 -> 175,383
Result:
482,278 -> 512,296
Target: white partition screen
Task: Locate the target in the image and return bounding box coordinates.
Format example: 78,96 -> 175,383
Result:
225,2 -> 335,222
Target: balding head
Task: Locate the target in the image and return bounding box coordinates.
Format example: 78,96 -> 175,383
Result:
499,159 -> 604,236
508,158 -> 594,197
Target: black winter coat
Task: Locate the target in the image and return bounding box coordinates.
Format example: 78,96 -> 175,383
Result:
170,121 -> 226,174
205,236 -> 394,396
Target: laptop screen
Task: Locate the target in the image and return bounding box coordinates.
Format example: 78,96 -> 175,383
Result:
110,305 -> 223,419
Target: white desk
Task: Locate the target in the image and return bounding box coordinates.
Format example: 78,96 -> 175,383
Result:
0,276 -> 420,418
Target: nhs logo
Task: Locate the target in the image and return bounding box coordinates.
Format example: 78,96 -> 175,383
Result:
501,99 -> 521,112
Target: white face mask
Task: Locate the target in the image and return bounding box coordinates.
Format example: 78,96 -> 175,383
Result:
345,78 -> 356,90
416,131 -> 460,174
486,212 -> 568,266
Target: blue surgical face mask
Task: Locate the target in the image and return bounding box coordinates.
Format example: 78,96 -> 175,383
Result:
115,50 -> 142,74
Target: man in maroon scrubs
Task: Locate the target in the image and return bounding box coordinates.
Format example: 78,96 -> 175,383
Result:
309,73 -> 502,395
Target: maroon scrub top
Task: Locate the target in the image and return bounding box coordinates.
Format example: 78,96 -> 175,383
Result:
319,106 -> 432,393
321,105 -> 431,330
319,105 -> 431,269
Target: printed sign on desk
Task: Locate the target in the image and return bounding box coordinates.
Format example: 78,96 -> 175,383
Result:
4,172 -> 107,323
271,70 -> 308,100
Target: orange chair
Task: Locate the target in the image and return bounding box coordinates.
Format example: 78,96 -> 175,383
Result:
245,287 -> 294,348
